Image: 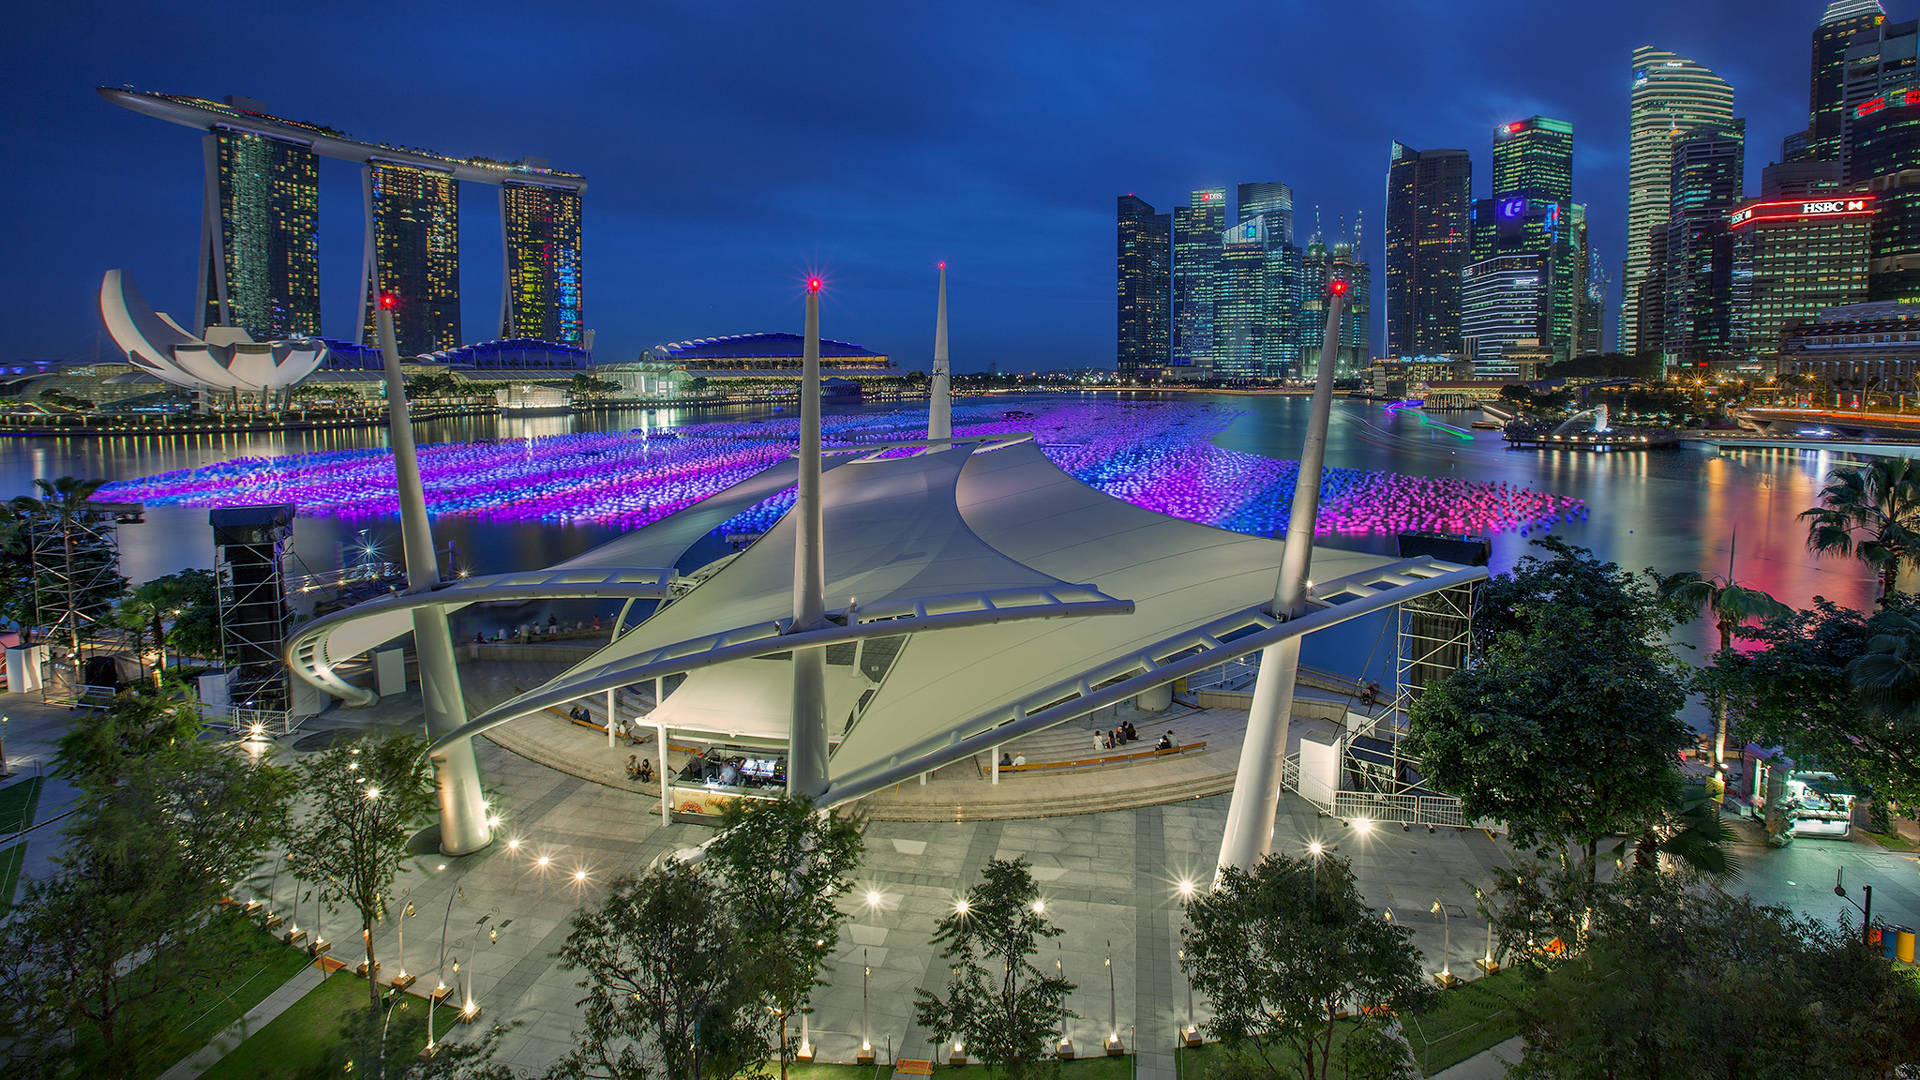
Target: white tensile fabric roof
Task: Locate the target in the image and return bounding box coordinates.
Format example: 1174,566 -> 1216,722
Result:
466,438 -> 1405,785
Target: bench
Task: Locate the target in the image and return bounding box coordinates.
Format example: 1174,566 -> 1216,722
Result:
895,1060 -> 934,1077
983,741 -> 1207,776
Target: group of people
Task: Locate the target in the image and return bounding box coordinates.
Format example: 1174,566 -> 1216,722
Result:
625,755 -> 655,783
1096,721 -> 1143,752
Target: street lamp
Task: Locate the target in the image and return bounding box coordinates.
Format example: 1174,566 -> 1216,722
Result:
1057,945 -> 1073,1059
858,946 -> 874,1065
1104,941 -> 1122,1055
1431,899 -> 1459,987
1178,948 -> 1199,1047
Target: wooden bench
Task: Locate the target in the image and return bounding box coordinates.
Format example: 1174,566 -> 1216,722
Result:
983,741 -> 1207,776
895,1060 -> 934,1077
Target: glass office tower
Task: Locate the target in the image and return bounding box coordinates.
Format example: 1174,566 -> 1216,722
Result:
1171,188 -> 1227,376
1384,142 -> 1472,356
1116,195 -> 1172,379
361,161 -> 461,355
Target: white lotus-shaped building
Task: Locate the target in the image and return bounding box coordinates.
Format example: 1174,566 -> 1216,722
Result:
98,269 -> 328,395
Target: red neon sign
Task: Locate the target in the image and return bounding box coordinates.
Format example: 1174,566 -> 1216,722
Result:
1728,196 -> 1875,228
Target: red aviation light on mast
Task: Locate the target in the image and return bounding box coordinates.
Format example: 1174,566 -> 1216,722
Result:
1329,280 -> 1350,297
806,277 -> 822,294
378,293 -> 398,310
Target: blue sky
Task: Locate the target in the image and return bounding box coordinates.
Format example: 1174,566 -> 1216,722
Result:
1,0 -> 1827,371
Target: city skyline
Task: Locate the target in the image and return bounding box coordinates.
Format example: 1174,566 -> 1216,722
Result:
4,2 -> 1827,371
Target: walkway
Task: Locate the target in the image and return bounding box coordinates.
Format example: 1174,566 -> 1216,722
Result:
155,961 -> 326,1080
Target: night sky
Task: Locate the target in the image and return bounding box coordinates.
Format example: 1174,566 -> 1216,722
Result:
1,1 -> 1835,372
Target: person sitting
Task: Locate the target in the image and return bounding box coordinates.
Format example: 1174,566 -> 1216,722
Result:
1156,731 -> 1174,751
1123,721 -> 1137,742
625,754 -> 640,780
1012,752 -> 1027,767
1094,731 -> 1107,754
999,751 -> 1014,768
639,758 -> 654,783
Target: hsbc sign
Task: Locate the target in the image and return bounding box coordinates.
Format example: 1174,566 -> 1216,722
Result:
1803,199 -> 1868,214
1730,196 -> 1874,227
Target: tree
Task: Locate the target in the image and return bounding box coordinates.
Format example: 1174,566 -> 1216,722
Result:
283,732 -> 438,1061
1707,597 -> 1920,811
914,857 -> 1073,1080
1656,538 -> 1790,769
1404,541 -> 1692,880
1799,457 -> 1920,596
1504,871 -> 1920,1079
0,690 -> 291,1076
703,795 -> 864,1080
553,861 -> 770,1080
113,568 -> 218,687
1182,854 -> 1430,1080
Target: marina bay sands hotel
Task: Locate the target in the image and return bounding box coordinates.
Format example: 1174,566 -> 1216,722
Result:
101,88 -> 586,358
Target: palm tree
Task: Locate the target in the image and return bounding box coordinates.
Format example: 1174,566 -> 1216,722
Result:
1659,532 -> 1791,770
1629,781 -> 1741,879
1800,457 -> 1920,598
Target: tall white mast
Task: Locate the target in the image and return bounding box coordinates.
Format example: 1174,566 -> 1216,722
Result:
929,261 -> 952,442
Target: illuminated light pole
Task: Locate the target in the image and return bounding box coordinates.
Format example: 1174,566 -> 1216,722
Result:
1104,941 -> 1122,1055
1178,948 -> 1198,1046
1057,944 -> 1073,1059
1216,281 -> 1350,882
929,262 -> 951,443
1432,899 -> 1459,987
859,946 -> 874,1063
788,277 -> 830,799
375,290 -> 491,855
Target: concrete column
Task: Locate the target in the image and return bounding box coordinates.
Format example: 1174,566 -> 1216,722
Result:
1215,284 -> 1348,882
929,262 -> 951,443
378,303 -> 491,856
658,720 -> 673,821
607,688 -> 616,749
788,281 -> 830,799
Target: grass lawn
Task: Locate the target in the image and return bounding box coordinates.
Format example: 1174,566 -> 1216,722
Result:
0,775 -> 44,834
785,1057 -> 1135,1080
1864,829 -> 1916,852
1401,968 -> 1525,1075
201,971 -> 467,1080
56,913 -> 318,1079
0,843 -> 23,914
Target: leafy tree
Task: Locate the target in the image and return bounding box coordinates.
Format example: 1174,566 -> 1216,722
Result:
1707,597 -> 1920,810
0,690 -> 291,1076
1505,871 -> 1920,1079
113,568 -> 218,687
1182,853 -> 1429,1080
1800,457 -> 1920,596
704,795 -> 864,1080
1656,542 -> 1789,769
553,861 -> 770,1080
284,732 -> 438,1056
914,857 -> 1073,1080
1405,540 -> 1692,880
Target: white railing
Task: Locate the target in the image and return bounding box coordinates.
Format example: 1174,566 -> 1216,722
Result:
207,706 -> 299,738
1330,790 -> 1499,833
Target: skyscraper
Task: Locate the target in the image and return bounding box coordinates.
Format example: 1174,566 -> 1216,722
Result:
1213,216 -> 1284,379
1172,188 -> 1227,375
201,129 -> 320,340
1730,194 -> 1872,366
360,162 -> 461,356
1580,248 -> 1607,356
1384,143 -> 1472,356
1116,195 -> 1172,379
502,181 -> 586,346
1297,226 -> 1372,376
1663,121 -> 1746,366
1492,116 -> 1574,202
1852,90 -> 1920,302
1622,47 -> 1735,355
1808,1 -> 1892,162
1237,182 -> 1295,246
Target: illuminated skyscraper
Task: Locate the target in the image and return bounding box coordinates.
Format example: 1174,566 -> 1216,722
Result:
1384,142 -> 1472,356
1663,121 -> 1746,366
1492,116 -> 1573,203
1461,253 -> 1548,370
1172,188 -> 1227,375
1730,195 -> 1872,366
1622,47 -> 1735,354
1807,1 -> 1891,161
1851,90 -> 1920,302
1237,182 -> 1295,246
201,128 -> 320,339
502,181 -> 585,346
1116,195 -> 1172,379
360,162 -> 461,355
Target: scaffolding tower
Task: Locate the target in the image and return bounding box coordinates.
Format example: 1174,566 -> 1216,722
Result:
213,506 -> 296,726
28,503 -> 129,703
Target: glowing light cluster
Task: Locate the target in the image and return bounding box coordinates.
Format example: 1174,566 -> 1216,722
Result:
101,401 -> 1585,539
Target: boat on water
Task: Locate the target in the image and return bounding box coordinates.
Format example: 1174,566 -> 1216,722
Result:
1471,419 -> 1501,430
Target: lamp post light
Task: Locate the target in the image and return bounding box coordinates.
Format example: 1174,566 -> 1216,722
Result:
392,897 -> 418,989
1178,948 -> 1199,1047
1431,899 -> 1459,987
1474,887 -> 1498,974
435,882 -> 464,1001
1104,941 -> 1122,1055
1057,946 -> 1073,1060
857,946 -> 874,1065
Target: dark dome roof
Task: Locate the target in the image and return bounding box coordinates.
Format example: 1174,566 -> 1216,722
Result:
652,332 -> 880,360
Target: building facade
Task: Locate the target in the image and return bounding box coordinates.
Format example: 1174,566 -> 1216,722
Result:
1212,215 -> 1291,379
1236,182 -> 1294,246
1384,142 -> 1472,356
1778,301 -> 1920,390
1662,121 -> 1746,367
360,162 -> 461,356
1462,254 -> 1548,371
1116,195 -> 1172,380
1806,1 -> 1894,162
1730,196 -> 1873,369
1171,188 -> 1227,375
1622,47 -> 1735,355
502,181 -> 586,346
201,129 -> 321,340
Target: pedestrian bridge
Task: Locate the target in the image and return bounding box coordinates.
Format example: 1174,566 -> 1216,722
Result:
1681,432 -> 1920,458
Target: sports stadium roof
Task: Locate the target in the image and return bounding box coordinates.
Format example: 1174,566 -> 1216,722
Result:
648,332 -> 884,361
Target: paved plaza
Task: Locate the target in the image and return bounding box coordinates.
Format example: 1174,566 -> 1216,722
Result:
4,686 -> 1919,1079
